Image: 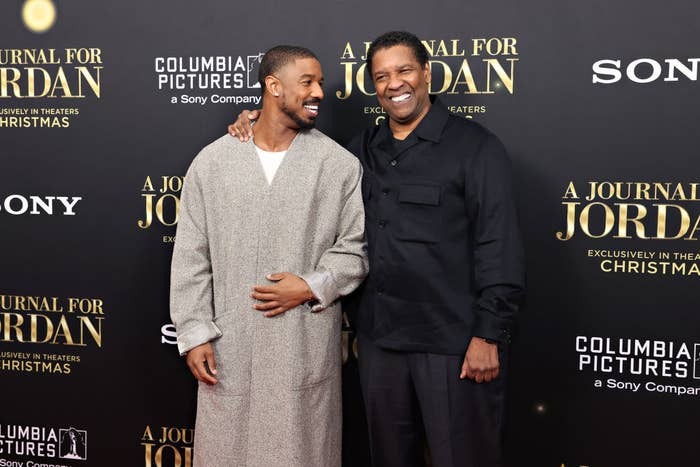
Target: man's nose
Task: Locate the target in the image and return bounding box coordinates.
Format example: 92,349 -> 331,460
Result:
311,82 -> 324,100
387,73 -> 403,90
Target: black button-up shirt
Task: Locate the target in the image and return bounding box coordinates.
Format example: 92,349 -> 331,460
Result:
346,99 -> 525,355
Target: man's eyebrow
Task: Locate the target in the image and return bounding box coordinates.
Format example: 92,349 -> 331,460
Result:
375,62 -> 414,73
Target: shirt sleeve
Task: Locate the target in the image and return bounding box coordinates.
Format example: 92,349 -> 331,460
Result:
465,133 -> 526,344
169,159 -> 222,355
301,158 -> 369,311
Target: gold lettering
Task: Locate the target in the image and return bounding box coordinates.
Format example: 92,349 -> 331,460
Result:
563,182 -> 579,199
142,426 -> 154,441
654,204 -> 690,239
670,183 -> 688,201
143,176 -> 155,192
51,315 -> 75,345
448,59 -> 479,94
78,316 -> 103,347
556,202 -> 579,241
143,443 -> 154,467
484,58 -> 518,94
502,38 -> 518,55
580,202 -> 615,238
428,61 -> 452,94
138,194 -> 155,229
1,68 -> 22,97
355,63 -> 375,96
614,182 -> 632,200
49,67 -> 74,97
156,194 -> 180,226
614,203 -> 648,239
586,182 -> 597,201
686,215 -> 700,240
2,313 -> 24,342
26,67 -> 51,97
340,42 -> 355,60
77,66 -> 102,98
160,176 -> 184,193
653,182 -> 670,201
597,182 -> 615,200
30,313 -> 54,343
451,39 -> 465,56
435,40 -> 449,57
156,444 -> 182,467
636,183 -> 652,200
360,41 -> 372,61
336,62 -> 355,100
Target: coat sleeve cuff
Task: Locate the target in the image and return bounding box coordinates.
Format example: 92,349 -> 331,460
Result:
472,313 -> 512,344
300,270 -> 340,312
177,321 -> 223,356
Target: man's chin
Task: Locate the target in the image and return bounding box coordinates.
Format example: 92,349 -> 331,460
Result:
286,111 -> 317,130
296,117 -> 317,130
386,112 -> 412,124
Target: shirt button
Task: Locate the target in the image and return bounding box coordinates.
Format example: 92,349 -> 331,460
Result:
377,287 -> 384,295
382,189 -> 389,195
378,220 -> 386,229
390,160 -> 397,167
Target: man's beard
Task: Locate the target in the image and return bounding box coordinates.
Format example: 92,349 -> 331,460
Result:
281,99 -> 318,130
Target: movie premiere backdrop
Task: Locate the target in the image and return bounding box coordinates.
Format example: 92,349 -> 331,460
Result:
1,1 -> 698,466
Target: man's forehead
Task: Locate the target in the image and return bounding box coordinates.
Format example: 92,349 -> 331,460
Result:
372,45 -> 422,71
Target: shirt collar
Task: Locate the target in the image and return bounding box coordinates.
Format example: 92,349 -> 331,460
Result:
370,96 -> 449,147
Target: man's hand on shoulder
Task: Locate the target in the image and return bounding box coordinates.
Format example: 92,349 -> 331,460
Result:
460,336 -> 499,383
228,109 -> 260,142
251,272 -> 315,317
186,342 -> 218,385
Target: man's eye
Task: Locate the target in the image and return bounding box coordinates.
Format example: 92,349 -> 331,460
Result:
375,75 -> 386,81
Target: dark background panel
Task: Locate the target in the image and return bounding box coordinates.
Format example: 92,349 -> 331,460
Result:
1,1 -> 699,466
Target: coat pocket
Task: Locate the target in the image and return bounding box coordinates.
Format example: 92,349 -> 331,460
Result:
284,304 -> 342,390
396,183 -> 442,243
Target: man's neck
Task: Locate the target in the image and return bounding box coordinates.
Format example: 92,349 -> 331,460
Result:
252,112 -> 299,152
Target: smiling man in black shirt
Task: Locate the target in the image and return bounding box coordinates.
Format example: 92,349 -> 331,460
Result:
229,31 -> 524,467
348,31 -> 524,467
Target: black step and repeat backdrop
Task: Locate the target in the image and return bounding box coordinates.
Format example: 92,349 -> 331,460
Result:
2,1 -> 699,466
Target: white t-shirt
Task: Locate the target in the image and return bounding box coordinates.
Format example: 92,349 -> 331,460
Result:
254,145 -> 287,184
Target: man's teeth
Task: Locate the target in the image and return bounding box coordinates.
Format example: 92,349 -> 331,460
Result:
391,93 -> 410,102
304,105 -> 318,111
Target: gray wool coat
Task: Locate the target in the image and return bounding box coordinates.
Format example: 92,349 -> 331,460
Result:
170,130 -> 368,467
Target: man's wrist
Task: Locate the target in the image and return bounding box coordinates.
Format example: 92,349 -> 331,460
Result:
303,285 -> 316,302
297,277 -> 316,303
475,336 -> 499,346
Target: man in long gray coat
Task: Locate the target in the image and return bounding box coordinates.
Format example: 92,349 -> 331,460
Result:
170,45 -> 368,467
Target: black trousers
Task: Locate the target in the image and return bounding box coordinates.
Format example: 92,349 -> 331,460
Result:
358,334 -> 507,467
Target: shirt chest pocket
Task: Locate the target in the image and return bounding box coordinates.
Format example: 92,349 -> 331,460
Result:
396,183 -> 442,243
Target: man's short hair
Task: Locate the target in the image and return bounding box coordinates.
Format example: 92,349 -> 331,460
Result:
366,31 -> 429,74
258,45 -> 318,94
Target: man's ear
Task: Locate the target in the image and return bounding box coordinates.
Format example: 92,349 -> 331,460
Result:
423,62 -> 431,85
265,75 -> 280,97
